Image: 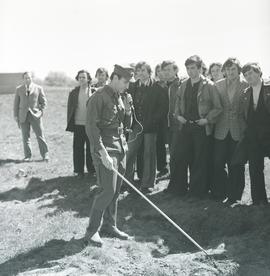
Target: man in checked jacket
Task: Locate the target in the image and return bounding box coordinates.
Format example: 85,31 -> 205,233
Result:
212,58 -> 248,204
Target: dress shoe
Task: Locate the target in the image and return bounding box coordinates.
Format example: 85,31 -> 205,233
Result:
140,187 -> 153,194
76,172 -> 84,179
102,226 -> 130,240
85,231 -> 103,247
23,157 -> 31,162
157,168 -> 169,178
43,153 -> 49,162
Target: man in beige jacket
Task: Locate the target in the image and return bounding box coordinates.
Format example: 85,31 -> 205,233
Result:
13,72 -> 49,161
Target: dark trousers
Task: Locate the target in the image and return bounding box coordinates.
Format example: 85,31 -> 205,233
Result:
156,124 -> 167,172
86,153 -> 126,235
213,133 -> 245,202
136,142 -> 144,180
206,134 -> 215,194
169,124 -> 209,197
166,129 -> 181,191
248,136 -> 268,204
125,123 -> 157,188
73,125 -> 94,174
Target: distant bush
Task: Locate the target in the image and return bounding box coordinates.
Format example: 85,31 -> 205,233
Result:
44,71 -> 76,87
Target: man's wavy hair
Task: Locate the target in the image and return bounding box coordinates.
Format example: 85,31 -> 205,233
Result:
95,67 -> 109,79
75,69 -> 92,84
184,55 -> 203,69
242,62 -> 262,77
161,60 -> 179,73
222,58 -> 242,74
135,61 -> 152,75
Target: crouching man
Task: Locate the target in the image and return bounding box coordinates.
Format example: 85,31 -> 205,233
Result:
85,65 -> 133,246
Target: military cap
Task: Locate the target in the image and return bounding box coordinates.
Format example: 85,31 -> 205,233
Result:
113,64 -> 133,81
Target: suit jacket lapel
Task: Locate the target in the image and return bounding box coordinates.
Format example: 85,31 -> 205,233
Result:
180,81 -> 187,115
243,87 -> 252,119
197,76 -> 206,102
21,85 -> 27,96
28,83 -> 35,95
223,81 -> 231,106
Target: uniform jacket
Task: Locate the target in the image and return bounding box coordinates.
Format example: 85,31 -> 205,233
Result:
85,85 -> 132,164
174,76 -> 223,136
66,86 -> 92,132
13,83 -> 47,123
214,78 -> 248,141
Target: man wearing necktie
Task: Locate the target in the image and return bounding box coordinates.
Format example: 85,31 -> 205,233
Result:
238,63 -> 270,205
13,72 -> 49,162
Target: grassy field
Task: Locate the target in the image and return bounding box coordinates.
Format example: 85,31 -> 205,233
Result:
0,88 -> 269,276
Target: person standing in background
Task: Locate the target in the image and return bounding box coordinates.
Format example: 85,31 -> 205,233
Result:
172,55 -> 222,198
209,62 -> 224,83
239,63 -> 270,205
212,58 -> 248,204
126,61 -> 164,194
155,63 -> 169,179
161,60 -> 182,194
14,72 -> 49,162
66,70 -> 95,179
93,67 -> 109,89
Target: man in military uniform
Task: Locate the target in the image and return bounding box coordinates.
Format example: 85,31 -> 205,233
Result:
85,65 -> 133,246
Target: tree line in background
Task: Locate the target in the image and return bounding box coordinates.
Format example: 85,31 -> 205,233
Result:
34,71 -> 76,87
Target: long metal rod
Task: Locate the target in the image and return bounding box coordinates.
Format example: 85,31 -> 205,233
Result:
112,167 -> 209,256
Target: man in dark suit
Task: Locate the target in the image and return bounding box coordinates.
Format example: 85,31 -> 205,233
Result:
212,58 -> 248,203
125,61 -> 164,193
239,63 -> 270,205
13,72 -> 49,161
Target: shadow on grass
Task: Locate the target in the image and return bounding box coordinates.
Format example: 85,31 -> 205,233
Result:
0,238 -> 85,276
1,173 -> 270,275
0,158 -> 24,167
0,175 -> 97,218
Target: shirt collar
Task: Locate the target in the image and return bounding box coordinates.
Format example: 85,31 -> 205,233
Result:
25,83 -> 33,91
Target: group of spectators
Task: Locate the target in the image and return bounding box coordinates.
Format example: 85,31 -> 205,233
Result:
66,56 -> 270,206
14,55 -> 270,207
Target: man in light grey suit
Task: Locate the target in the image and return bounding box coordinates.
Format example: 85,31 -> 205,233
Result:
13,72 -> 49,161
212,58 -> 248,203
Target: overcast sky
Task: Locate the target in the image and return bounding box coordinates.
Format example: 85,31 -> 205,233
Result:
0,0 -> 269,79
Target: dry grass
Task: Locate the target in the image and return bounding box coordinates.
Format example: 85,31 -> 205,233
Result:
0,89 -> 269,276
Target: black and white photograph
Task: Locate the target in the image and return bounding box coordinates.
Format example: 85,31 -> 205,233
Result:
0,0 -> 270,275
